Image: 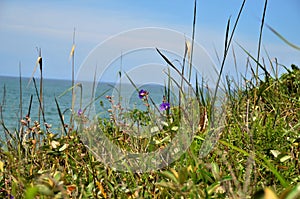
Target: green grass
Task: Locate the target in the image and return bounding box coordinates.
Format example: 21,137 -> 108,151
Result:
2,66 -> 300,198
1,1 -> 300,198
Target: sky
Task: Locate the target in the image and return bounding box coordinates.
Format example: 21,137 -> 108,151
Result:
0,0 -> 300,83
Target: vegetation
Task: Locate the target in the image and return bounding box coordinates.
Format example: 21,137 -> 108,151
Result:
1,0 -> 300,198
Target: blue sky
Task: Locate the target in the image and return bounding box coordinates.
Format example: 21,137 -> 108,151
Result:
0,0 -> 299,81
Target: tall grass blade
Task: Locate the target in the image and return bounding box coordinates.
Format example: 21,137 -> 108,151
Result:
266,24 -> 300,51
231,46 -> 240,84
58,83 -> 81,98
188,0 -> 197,82
263,46 -> 276,79
19,62 -> 23,140
70,28 -> 76,128
27,95 -> 33,127
118,52 -> 123,104
256,0 -> 268,82
212,0 -> 246,108
32,78 -> 47,129
124,72 -> 138,93
177,40 -> 189,115
224,17 -> 230,58
214,0 -> 246,89
195,74 -> 206,107
163,70 -> 183,94
0,85 -> 16,148
81,89 -> 110,116
1,123 -> 15,149
27,50 -> 41,87
167,67 -> 171,115
195,74 -> 199,102
0,85 -> 6,131
213,44 -> 221,64
236,42 -> 270,78
36,48 -> 43,122
219,140 -> 289,188
181,40 -> 188,87
78,83 -> 83,113
200,0 -> 246,159
274,58 -> 279,79
88,65 -> 97,117
156,48 -> 195,95
180,40 -> 188,108
55,97 -> 67,136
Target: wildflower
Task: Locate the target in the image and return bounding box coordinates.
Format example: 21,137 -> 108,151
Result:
160,102 -> 170,111
160,96 -> 170,111
7,194 -> 14,199
78,108 -> 83,116
138,89 -> 148,99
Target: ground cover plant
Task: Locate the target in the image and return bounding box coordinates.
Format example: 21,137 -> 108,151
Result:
1,0 -> 300,198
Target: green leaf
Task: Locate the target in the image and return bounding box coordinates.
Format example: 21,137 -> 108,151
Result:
211,162 -> 220,181
280,155 -> 291,163
207,181 -> 221,195
171,126 -> 179,131
155,181 -> 177,191
270,150 -> 281,158
150,126 -> 159,133
284,183 -> 300,199
36,184 -> 53,196
53,171 -> 62,182
178,168 -> 188,185
160,170 -> 179,183
59,143 -> 69,151
154,135 -> 170,145
25,186 -> 39,199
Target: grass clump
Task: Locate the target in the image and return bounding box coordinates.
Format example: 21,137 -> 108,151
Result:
219,64 -> 300,197
1,58 -> 299,199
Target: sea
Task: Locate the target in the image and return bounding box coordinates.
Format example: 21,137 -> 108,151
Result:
0,76 -> 172,135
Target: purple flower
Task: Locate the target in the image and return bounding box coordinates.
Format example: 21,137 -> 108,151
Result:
138,89 -> 148,99
160,102 -> 170,111
78,108 -> 83,116
8,194 -> 14,199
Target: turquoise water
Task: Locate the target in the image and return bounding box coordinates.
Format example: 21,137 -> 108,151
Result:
0,76 -> 171,134
0,76 -> 73,133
